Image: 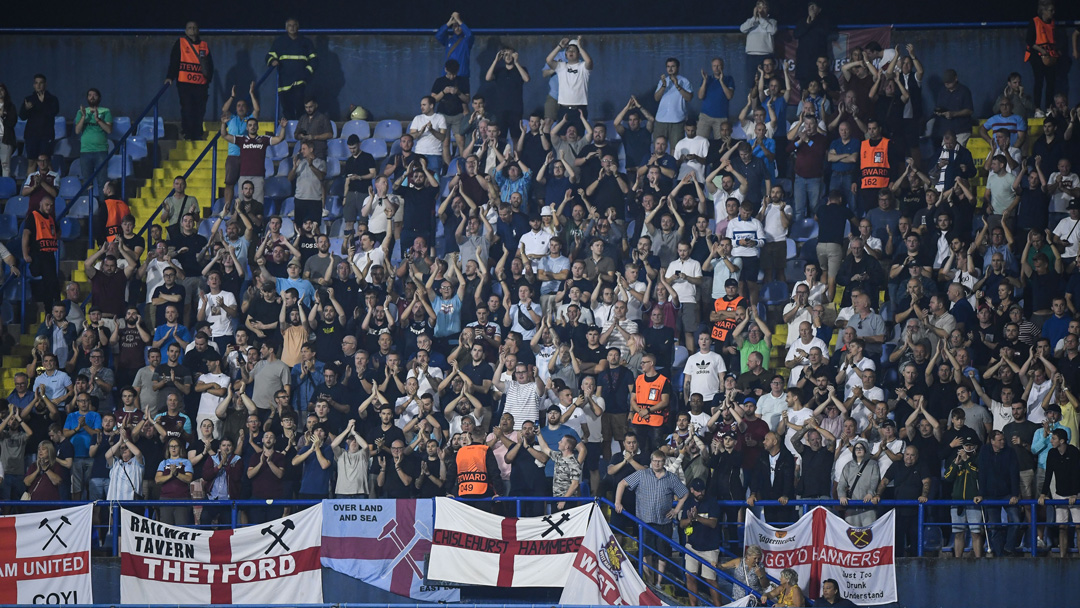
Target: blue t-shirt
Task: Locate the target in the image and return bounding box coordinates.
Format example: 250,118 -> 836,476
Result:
539,424 -> 580,478
226,113 -> 252,156
981,114 -> 1026,146
700,76 -> 736,119
828,138 -> 859,173
152,324 -> 192,354
815,203 -> 854,245
683,495 -> 723,551
63,410 -> 103,457
297,443 -> 335,495
276,277 -> 316,308
433,294 -> 463,339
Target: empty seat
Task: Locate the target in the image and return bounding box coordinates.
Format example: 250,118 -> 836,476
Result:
323,196 -> 343,222
59,217 -> 81,240
67,196 -> 95,218
54,117 -> 67,140
14,120 -> 26,142
11,156 -> 28,182
285,120 -> 299,143
761,281 -> 790,306
138,117 -> 165,140
264,177 -> 293,200
107,156 -> 133,179
279,217 -> 295,238
264,157 -> 276,179
324,159 -> 341,179
328,176 -> 345,198
799,238 -> 819,264
211,198 -> 227,216
125,136 -> 149,160
279,197 -> 295,218
360,138 -> 388,160
0,176 -> 16,198
340,120 -> 371,142
266,140 -> 289,161
4,196 -> 30,218
0,214 -> 17,240
53,197 -> 66,218
59,176 -> 82,199
790,218 -> 818,242
53,137 -> 76,159
327,138 -> 349,160
373,120 -> 402,141
110,117 -> 132,141
785,258 -> 807,280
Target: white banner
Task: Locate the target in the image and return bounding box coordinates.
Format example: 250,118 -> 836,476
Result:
559,504 -> 664,606
0,504 -> 93,604
428,497 -> 591,587
120,505 -> 323,604
744,507 -> 896,605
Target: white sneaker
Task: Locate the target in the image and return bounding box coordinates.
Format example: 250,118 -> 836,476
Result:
1034,109 -> 1046,118
1036,537 -> 1048,550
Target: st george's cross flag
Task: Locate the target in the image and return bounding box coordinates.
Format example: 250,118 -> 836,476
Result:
321,499 -> 459,602
0,504 -> 93,604
120,505 -> 322,604
427,497 -> 591,587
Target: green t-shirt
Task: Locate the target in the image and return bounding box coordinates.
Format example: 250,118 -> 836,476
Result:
739,338 -> 771,373
75,107 -> 113,153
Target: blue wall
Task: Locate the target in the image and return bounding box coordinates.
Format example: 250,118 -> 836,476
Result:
83,557 -> 1079,606
0,28 -> 1075,126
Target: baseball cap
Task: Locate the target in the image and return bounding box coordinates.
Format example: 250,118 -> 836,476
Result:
689,479 -> 706,492
1045,403 -> 1062,415
880,419 -> 896,428
742,397 -> 757,405
529,212 -> 542,222
546,405 -> 562,415
1068,200 -> 1080,211
720,431 -> 737,439
725,278 -> 740,288
962,436 -> 979,446
287,259 -> 301,268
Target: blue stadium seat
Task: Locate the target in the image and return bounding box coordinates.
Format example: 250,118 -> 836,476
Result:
325,160 -> 341,179
0,301 -> 13,326
279,197 -> 295,218
53,137 -> 76,159
211,198 -> 227,216
276,159 -> 292,177
800,238 -> 819,264
785,257 -> 806,280
330,121 -> 338,138
125,136 -> 149,160
60,177 -> 83,199
790,218 -> 818,242
59,217 -> 81,240
324,195 -> 343,222
329,177 -> 345,198
197,219 -> 219,239
14,120 -> 26,142
774,177 -> 792,196
66,196 -> 94,219
761,281 -> 790,306
445,158 -> 462,177
107,156 -> 133,179
53,197 -> 66,218
11,156 -> 28,182
110,117 -> 131,141
54,117 -> 67,140
279,217 -> 295,238
373,120 -> 402,141
264,177 -> 293,200
327,219 -> 344,237
360,138 -> 388,160
327,138 -> 349,160
138,117 -> 165,140
0,214 -> 17,240
0,176 -> 15,198
285,120 -> 299,143
264,157 -> 275,179
5,196 -> 30,219
266,140 -> 289,161
340,120 -> 371,142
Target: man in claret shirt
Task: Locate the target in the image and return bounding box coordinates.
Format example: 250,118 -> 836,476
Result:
221,116 -> 287,206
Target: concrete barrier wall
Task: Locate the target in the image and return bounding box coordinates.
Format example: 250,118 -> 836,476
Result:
0,29 -> 1075,125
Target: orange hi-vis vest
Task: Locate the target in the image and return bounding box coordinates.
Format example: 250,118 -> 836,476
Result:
456,444 -> 491,496
860,138 -> 891,189
103,199 -> 130,241
631,373 -> 669,427
1026,17 -> 1059,62
711,295 -> 744,341
30,210 -> 58,253
179,38 -> 210,85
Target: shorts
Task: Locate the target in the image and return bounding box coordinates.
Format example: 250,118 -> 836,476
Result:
696,114 -> 727,140
761,241 -> 787,270
678,302 -> 700,337
642,522 -> 674,559
735,256 -> 759,283
70,458 -> 93,496
224,155 -> 241,186
89,477 -> 110,501
950,505 -> 984,534
343,191 -> 365,222
684,546 -> 720,580
444,113 -> 467,138
544,96 -> 560,122
1052,492 -> 1080,524
816,242 -> 844,279
584,442 -> 601,473
602,413 -> 629,443
25,137 -> 55,158
1019,469 -> 1035,500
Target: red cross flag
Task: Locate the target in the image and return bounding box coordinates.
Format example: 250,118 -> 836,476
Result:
0,504 -> 93,605
428,498 -> 591,587
559,504 -> 664,606
120,505 -> 322,604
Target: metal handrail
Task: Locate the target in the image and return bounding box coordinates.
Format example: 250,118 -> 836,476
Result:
136,65 -> 276,240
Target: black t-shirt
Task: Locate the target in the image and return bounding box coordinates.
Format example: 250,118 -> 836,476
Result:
640,326 -> 676,370
296,234 -> 317,266
907,433 -> 943,479
247,295 -> 280,328
884,461 -> 930,500
518,132 -> 548,176
372,453 -> 419,498
431,75 -> 468,116
152,283 -> 186,326
815,203 -> 854,244
401,186 -> 438,233
491,65 -> 526,115
509,441 -> 549,493
168,232 -> 208,275
343,153 -> 377,193
312,317 -> 345,364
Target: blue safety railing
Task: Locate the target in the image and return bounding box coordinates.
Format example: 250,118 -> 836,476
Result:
136,64 -> 276,241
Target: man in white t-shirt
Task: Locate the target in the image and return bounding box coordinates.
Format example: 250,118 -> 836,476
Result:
197,271 -> 238,351
545,37 -> 593,116
673,123 -> 709,183
665,241 -> 703,348
408,96 -> 448,172
682,333 -> 726,404
1050,201 -> 1080,263
519,214 -> 552,271
784,321 -> 828,385
757,186 -> 792,283
782,285 -> 813,346
1047,158 -> 1079,218
756,375 -> 788,430
847,368 -> 885,431
194,351 -> 230,437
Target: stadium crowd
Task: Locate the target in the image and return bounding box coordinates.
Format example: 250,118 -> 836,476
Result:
3,0 -> 1080,584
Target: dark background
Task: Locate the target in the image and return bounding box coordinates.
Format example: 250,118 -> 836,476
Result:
2,0 -> 1078,31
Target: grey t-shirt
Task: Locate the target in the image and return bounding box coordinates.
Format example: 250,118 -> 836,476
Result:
251,359 -> 291,410
961,404 -> 993,443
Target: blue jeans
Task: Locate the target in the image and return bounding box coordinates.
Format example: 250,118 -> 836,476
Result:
424,154 -> 443,174
794,176 -> 823,222
984,503 -> 1022,555
828,172 -> 856,215
80,151 -> 109,198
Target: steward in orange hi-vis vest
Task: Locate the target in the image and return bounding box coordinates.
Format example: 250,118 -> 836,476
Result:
860,137 -> 891,189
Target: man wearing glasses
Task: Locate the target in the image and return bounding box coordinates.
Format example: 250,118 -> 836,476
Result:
62,391 -> 102,500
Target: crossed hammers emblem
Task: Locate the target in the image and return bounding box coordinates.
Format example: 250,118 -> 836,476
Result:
260,519 -> 296,554
541,513 -> 570,537
377,518 -> 431,579
40,516 -> 71,550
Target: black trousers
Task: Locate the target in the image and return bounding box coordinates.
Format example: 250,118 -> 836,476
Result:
30,252 -> 60,308
1029,57 -> 1057,109
280,85 -> 307,121
177,83 -> 208,140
